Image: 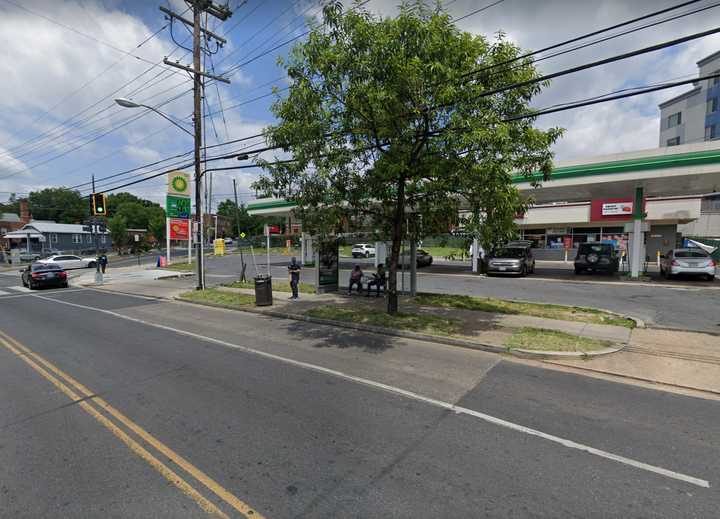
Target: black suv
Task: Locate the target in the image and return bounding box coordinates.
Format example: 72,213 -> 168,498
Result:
574,243 -> 619,274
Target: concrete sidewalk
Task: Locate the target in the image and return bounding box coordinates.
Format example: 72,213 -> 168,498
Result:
551,328 -> 720,394
72,265 -> 193,286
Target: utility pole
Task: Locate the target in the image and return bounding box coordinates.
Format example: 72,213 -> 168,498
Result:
91,175 -> 102,284
160,1 -> 232,290
233,178 -> 247,282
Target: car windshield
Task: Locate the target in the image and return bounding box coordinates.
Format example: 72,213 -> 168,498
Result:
492,248 -> 525,258
353,244 -> 366,248
675,250 -> 709,258
32,264 -> 61,271
579,244 -> 612,253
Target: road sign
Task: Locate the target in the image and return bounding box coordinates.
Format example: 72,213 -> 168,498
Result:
239,232 -> 246,239
167,171 -> 190,196
166,195 -> 191,218
169,218 -> 190,240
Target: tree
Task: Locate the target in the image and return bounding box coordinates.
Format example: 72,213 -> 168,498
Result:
254,2 -> 562,313
28,188 -> 86,223
108,215 -> 128,252
0,193 -> 20,215
148,214 -> 165,245
216,199 -> 283,237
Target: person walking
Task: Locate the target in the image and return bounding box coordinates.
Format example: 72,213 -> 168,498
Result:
99,253 -> 108,274
348,264 -> 363,295
366,264 -> 386,297
288,256 -> 301,300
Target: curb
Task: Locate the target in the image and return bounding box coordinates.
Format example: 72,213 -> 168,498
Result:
174,297 -> 627,359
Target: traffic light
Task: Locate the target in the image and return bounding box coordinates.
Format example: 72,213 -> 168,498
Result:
91,193 -> 107,216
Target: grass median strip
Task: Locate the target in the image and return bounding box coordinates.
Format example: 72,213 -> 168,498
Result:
227,280 -> 315,294
179,288 -> 254,308
413,293 -> 635,328
306,306 -> 461,336
505,328 -> 613,352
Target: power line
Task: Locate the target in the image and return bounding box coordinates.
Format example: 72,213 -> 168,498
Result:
452,0 -> 504,23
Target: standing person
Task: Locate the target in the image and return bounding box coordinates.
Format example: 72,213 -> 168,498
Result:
366,264 -> 386,297
288,256 -> 301,300
348,264 -> 363,295
99,253 -> 108,274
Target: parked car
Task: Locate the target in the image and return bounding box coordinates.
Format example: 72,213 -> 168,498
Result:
36,254 -> 96,270
224,238 -> 234,246
21,263 -> 68,290
574,243 -> 619,274
351,243 -> 376,258
399,249 -> 434,268
660,248 -> 716,280
485,246 -> 535,276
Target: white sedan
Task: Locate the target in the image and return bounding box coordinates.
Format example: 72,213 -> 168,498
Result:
37,254 -> 97,270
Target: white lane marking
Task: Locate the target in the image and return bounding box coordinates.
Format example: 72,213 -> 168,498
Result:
31,293 -> 711,489
6,286 -> 30,293
0,288 -> 85,299
0,290 -> 11,296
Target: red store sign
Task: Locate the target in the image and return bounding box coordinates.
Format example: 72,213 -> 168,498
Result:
590,198 -> 643,221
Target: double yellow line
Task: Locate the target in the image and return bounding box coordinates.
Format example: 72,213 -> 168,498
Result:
0,329 -> 265,519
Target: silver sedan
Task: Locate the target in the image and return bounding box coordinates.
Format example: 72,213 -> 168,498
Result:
660,248 -> 716,281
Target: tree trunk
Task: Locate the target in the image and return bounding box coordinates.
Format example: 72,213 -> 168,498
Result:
387,181 -> 405,315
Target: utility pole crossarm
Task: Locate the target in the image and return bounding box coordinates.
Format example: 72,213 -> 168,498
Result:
159,6 -> 227,45
163,58 -> 231,84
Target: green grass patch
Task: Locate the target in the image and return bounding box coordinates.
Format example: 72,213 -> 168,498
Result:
306,306 -> 460,336
227,279 -> 315,294
412,293 -> 635,328
420,247 -> 468,260
178,288 -> 254,308
505,328 -> 613,352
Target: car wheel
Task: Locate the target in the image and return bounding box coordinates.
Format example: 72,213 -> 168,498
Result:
28,281 -> 36,290
365,252 -> 370,258
574,267 -> 582,275
707,274 -> 715,281
87,261 -> 96,269
62,282 -> 69,288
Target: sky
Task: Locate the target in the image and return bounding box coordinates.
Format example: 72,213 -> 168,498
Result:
1,0 -> 720,210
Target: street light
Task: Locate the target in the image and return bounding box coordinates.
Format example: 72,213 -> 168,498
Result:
114,98 -> 194,137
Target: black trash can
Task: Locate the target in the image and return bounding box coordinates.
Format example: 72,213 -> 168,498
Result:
254,275 -> 273,306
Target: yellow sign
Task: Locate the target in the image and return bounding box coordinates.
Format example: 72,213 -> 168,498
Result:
167,171 -> 190,196
214,239 -> 226,256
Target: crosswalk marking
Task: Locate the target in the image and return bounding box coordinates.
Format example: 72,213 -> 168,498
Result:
0,286 -> 31,295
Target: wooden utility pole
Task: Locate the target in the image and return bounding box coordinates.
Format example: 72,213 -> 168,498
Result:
160,1 -> 232,290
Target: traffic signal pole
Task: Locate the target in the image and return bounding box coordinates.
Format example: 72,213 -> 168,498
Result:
91,175 -> 103,284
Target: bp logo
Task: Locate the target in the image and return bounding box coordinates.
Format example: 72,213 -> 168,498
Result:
168,171 -> 190,195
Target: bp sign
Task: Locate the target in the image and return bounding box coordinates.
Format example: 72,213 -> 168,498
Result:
166,195 -> 191,218
167,171 -> 190,196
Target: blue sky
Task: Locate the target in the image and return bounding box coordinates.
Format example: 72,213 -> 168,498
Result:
1,0 -> 720,210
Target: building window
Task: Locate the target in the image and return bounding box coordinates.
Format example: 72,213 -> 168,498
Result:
51,233 -> 58,243
706,125 -> 717,140
100,234 -> 106,244
667,112 -> 682,128
72,234 -> 81,244
666,136 -> 680,146
708,98 -> 719,113
86,234 -> 92,243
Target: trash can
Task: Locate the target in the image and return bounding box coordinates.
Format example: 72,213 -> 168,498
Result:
254,275 -> 273,306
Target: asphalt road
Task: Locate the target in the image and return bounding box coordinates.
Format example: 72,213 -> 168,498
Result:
1,280 -> 719,517
193,252 -> 720,333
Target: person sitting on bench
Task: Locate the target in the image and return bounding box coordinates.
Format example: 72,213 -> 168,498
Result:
366,264 -> 386,297
348,264 -> 363,294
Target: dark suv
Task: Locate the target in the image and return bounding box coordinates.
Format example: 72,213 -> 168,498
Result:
574,243 -> 619,274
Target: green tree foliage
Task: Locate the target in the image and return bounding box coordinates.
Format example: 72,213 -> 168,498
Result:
107,192 -> 165,230
28,188 -> 86,223
216,199 -> 283,237
108,215 -> 129,252
148,214 -> 165,244
254,1 -> 562,313
0,193 -> 20,215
